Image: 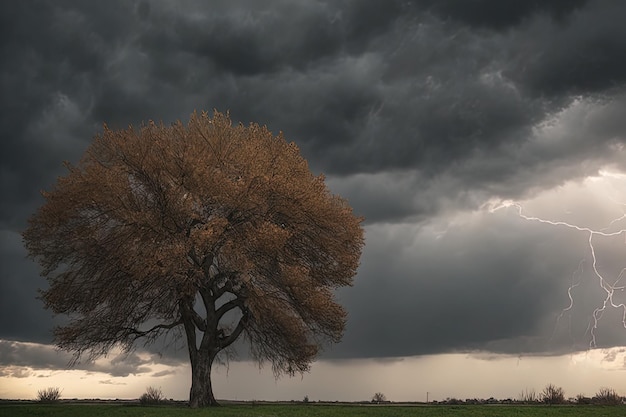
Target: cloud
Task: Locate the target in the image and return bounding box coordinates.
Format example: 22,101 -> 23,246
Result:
0,340 -> 71,370
88,352 -> 154,378
0,231 -> 56,343
0,340 -> 183,378
332,173 -> 626,358
152,369 -> 177,378
415,0 -> 589,30
3,0 -> 626,368
0,366 -> 33,378
507,0 -> 626,95
99,379 -> 127,385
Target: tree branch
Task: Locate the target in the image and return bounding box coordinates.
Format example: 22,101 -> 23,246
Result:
210,270 -> 246,301
215,298 -> 244,321
218,311 -> 248,349
126,318 -> 183,338
187,248 -> 201,266
190,308 -> 207,332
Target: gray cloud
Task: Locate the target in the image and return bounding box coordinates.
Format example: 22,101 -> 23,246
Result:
152,369 -> 177,378
99,379 -> 127,385
0,230 -> 55,343
416,0 -> 589,30
0,366 -> 33,378
334,206 -> 626,358
507,0 -> 626,96
0,339 -> 184,377
2,0 -> 626,367
0,340 -> 72,370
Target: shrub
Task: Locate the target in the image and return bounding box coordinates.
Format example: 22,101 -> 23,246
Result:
594,387 -> 622,405
541,383 -> 565,405
372,392 -> 387,403
37,387 -> 62,403
575,393 -> 591,404
519,388 -> 537,403
444,397 -> 463,405
139,386 -> 164,406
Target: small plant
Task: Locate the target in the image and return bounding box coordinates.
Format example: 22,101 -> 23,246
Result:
37,387 -> 62,403
541,383 -> 565,405
519,388 -> 537,403
594,387 -> 622,405
575,393 -> 591,404
372,392 -> 387,403
139,386 -> 164,406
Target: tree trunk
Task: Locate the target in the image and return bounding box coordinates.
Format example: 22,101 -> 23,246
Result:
180,295 -> 221,408
188,347 -> 219,407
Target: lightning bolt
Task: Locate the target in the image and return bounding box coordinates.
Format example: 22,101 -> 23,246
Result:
553,260 -> 583,343
488,200 -> 626,348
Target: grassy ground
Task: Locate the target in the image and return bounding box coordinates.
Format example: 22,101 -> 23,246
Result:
0,403 -> 625,417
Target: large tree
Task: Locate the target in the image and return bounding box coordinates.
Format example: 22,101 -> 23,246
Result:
23,111 -> 364,407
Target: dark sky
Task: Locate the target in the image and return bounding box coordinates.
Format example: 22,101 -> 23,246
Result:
3,0 -> 626,374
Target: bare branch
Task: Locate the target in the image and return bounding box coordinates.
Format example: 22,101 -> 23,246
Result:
126,318 -> 183,338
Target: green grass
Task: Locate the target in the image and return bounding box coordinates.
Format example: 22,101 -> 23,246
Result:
0,403 -> 624,417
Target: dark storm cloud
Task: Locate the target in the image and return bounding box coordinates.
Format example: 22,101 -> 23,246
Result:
333,209 -> 626,358
416,0 -> 589,30
504,0 -> 626,96
0,231 -> 54,343
3,0 -> 624,212
3,0 -> 626,364
144,0 -> 408,76
0,340 -> 73,371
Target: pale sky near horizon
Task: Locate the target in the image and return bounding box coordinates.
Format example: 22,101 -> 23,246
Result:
4,0 -> 626,402
3,341 -> 626,401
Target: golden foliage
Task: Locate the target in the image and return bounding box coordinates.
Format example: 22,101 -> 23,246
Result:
23,110 -> 364,377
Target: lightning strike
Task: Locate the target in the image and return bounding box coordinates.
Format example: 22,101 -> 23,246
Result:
489,199 -> 626,348
552,260 -> 583,342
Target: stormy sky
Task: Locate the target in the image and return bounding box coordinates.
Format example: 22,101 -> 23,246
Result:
3,0 -> 626,400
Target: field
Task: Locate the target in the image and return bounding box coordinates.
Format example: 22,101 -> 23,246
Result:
1,403 -> 625,417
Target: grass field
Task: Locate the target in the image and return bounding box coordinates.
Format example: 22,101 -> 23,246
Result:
1,403 -> 625,417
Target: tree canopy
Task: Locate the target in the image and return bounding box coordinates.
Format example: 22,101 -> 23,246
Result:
23,111 -> 364,407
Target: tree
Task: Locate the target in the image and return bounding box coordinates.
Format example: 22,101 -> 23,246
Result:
23,111 -> 364,407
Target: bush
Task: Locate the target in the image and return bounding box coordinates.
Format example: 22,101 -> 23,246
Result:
372,392 -> 387,403
37,387 -> 62,403
139,386 -> 164,406
541,383 -> 565,405
594,387 -> 622,405
519,388 -> 537,403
